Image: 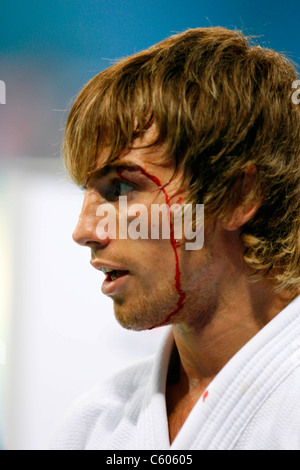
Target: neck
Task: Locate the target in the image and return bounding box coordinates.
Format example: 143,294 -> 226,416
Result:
171,279 -> 296,391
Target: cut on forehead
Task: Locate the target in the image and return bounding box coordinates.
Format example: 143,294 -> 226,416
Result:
84,125 -> 174,187
62,47 -> 168,187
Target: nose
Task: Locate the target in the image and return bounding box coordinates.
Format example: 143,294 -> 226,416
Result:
72,193 -> 110,248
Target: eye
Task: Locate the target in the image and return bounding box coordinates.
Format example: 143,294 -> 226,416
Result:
104,179 -> 135,201
115,180 -> 134,197
91,175 -> 137,201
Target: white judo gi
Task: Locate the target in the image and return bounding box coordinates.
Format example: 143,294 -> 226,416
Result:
51,295 -> 300,450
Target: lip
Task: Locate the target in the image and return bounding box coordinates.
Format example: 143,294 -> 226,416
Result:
90,259 -> 129,272
101,272 -> 130,296
90,259 -> 130,296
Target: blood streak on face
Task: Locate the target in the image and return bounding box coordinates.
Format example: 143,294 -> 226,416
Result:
116,165 -> 186,327
84,173 -> 92,189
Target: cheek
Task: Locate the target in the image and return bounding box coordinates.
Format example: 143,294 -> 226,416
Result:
129,239 -> 175,280
116,200 -> 174,241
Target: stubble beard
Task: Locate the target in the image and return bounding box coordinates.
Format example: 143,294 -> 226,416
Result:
112,285 -> 216,333
110,245 -> 218,333
111,277 -> 181,331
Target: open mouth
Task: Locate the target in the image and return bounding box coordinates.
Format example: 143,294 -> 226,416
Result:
101,267 -> 129,282
101,267 -> 130,296
106,270 -> 129,281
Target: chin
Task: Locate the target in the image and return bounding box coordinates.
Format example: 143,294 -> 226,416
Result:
111,286 -> 181,330
113,303 -> 162,331
114,313 -> 151,331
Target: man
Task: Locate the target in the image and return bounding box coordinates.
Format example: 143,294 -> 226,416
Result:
51,27 -> 300,450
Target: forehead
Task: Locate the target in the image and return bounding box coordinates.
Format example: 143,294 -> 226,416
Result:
87,127 -> 174,185
87,147 -> 172,189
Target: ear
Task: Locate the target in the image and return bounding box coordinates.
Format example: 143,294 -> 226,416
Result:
223,165 -> 261,232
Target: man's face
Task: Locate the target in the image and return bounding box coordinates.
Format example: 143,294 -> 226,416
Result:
72,129 -> 218,331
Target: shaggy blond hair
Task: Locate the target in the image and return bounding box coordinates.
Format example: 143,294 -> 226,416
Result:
63,27 -> 300,293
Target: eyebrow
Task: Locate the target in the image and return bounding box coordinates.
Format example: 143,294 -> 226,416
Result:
83,162 -> 144,189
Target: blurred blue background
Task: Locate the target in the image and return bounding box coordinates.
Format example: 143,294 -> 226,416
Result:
0,0 -> 299,158
0,0 -> 299,450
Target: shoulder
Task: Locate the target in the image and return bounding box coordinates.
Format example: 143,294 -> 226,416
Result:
50,356 -> 154,450
234,359 -> 300,450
